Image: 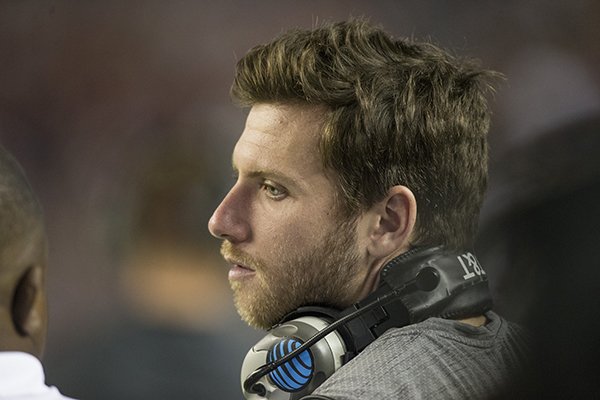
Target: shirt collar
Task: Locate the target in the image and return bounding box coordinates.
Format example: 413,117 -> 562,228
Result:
0,351 -> 53,397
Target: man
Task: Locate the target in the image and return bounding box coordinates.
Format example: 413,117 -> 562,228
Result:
209,19 -> 529,399
0,145 -> 75,400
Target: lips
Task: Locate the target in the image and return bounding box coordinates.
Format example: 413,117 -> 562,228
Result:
228,263 -> 256,280
221,242 -> 258,280
224,255 -> 254,270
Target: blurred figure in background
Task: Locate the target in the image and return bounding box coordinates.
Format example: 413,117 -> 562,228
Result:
477,114 -> 600,398
48,145 -> 254,399
0,145 -> 76,400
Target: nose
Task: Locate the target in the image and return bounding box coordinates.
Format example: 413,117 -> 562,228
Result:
208,186 -> 251,243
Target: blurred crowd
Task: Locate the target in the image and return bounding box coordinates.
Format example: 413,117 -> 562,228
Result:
0,1 -> 598,398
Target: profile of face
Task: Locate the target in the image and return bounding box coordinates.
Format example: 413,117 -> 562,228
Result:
208,104 -> 371,330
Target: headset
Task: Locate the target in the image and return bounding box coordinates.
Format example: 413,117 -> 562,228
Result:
240,246 -> 493,399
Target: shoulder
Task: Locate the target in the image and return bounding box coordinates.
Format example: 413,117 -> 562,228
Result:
309,319 -> 460,399
311,312 -> 531,399
300,396 -> 336,400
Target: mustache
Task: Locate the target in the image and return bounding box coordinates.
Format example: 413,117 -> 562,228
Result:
220,241 -> 263,270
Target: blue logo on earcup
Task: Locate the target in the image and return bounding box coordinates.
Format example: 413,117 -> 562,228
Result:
267,338 -> 314,392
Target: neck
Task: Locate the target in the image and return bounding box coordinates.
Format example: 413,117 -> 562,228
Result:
459,315 -> 487,327
0,311 -> 38,357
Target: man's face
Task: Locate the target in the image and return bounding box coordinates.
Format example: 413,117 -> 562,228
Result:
208,103 -> 370,329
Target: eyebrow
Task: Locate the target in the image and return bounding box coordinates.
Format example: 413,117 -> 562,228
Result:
231,162 -> 300,190
247,168 -> 296,185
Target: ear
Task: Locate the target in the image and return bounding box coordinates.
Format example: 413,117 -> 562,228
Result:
11,266 -> 46,341
366,185 -> 417,258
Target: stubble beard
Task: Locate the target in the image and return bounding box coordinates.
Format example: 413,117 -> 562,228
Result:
221,217 -> 362,330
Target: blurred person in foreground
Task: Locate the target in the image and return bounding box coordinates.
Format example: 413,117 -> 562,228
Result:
208,19 -> 530,399
0,145 -> 76,400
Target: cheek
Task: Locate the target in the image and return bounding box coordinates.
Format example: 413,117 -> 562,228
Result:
263,224 -> 311,259
258,202 -> 318,234
261,218 -> 326,263
252,196 -> 339,255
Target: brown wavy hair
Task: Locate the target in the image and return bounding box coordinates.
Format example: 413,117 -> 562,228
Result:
231,19 -> 500,249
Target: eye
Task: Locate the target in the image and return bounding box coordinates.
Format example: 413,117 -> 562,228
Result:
260,181 -> 287,200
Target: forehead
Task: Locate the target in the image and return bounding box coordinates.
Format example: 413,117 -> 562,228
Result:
233,103 -> 328,178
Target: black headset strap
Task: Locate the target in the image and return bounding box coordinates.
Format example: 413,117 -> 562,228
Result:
382,246 -> 492,321
350,247 -> 491,355
285,247 -> 492,359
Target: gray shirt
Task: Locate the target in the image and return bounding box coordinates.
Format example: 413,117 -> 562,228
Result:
307,311 -> 529,400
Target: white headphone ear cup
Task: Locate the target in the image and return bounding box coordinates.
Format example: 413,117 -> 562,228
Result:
291,316 -> 347,371
241,316 -> 347,399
